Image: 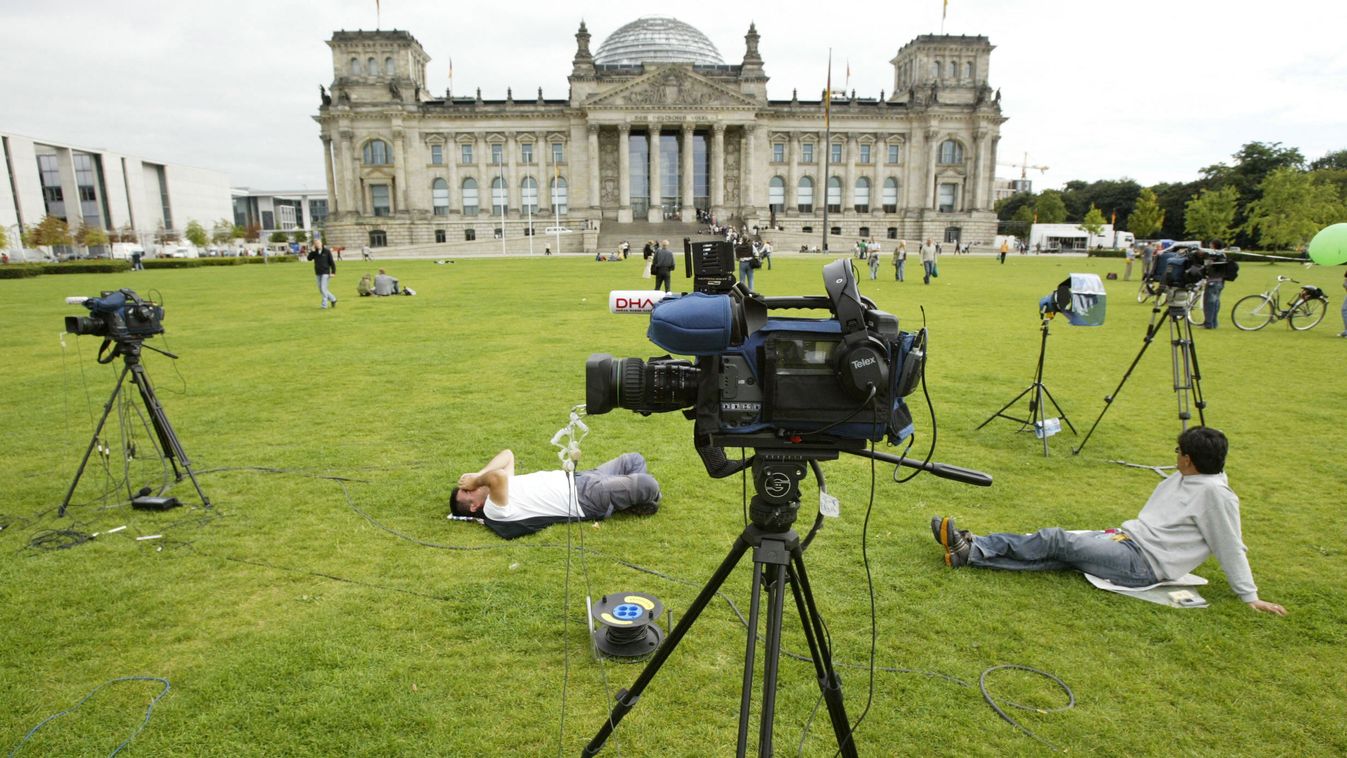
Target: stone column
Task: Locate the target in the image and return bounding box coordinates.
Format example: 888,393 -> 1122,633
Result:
618,124 -> 631,223
843,133 -> 856,212
710,123 -> 725,215
588,125 -> 601,212
446,132 -> 460,216
391,124 -> 408,213
339,129 -> 357,215
506,132 -> 518,217
680,122 -> 695,216
534,131 -> 548,214
971,129 -> 988,210
321,136 -> 338,213
787,132 -> 799,212
740,125 -> 757,217
647,121 -> 662,222
925,128 -> 939,209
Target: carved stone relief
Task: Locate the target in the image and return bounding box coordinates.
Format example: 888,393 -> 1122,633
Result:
723,130 -> 741,208
598,129 -> 620,206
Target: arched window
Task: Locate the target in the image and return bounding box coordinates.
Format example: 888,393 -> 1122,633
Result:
521,177 -> 538,214
369,230 -> 387,247
367,57 -> 377,75
826,176 -> 843,212
931,61 -> 940,79
768,177 -> 786,211
349,57 -> 362,76
385,57 -> 395,77
882,178 -> 899,212
362,139 -> 392,165
854,177 -> 871,213
797,176 -> 814,212
938,140 -> 964,165
491,177 -> 507,214
462,178 -> 479,216
432,179 -> 449,216
965,61 -> 974,79
550,177 -> 568,214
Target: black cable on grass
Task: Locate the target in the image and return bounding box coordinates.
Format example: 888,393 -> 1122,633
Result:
979,665 -> 1076,751
27,529 -> 94,551
6,676 -> 170,757
222,555 -> 457,603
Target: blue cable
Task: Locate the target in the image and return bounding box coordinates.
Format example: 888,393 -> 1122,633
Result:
8,676 -> 170,757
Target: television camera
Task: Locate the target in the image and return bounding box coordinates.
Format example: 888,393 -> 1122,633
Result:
65,289 -> 164,348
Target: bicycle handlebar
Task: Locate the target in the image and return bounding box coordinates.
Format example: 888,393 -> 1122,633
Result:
1276,276 -> 1299,283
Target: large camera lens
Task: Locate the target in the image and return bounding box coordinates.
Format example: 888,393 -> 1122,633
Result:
585,354 -> 700,415
64,315 -> 104,336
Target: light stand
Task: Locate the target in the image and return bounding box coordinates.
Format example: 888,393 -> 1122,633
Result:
59,338 -> 211,516
583,440 -> 992,756
1073,289 -> 1206,456
977,316 -> 1076,456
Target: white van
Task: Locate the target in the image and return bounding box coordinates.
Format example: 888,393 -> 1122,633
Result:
543,226 -> 574,234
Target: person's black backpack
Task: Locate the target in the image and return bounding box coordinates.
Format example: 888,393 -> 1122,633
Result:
1223,257 -> 1240,281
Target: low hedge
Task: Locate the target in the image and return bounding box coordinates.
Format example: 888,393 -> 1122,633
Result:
0,255 -> 298,279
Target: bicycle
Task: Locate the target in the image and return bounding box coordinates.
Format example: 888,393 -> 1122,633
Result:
1230,276 -> 1329,331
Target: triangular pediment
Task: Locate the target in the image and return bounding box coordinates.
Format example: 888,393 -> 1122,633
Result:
587,66 -> 758,108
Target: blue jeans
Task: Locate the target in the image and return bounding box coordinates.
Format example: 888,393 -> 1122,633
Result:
738,259 -> 755,291
922,260 -> 934,284
969,528 -> 1159,587
1202,280 -> 1224,328
1340,292 -> 1346,333
574,453 -> 660,518
316,274 -> 337,308
896,259 -> 905,281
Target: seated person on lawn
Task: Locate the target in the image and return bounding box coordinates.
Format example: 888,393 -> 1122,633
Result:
931,427 -> 1286,615
449,449 -> 661,539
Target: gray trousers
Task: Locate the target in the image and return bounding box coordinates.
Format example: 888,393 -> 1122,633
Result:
574,453 -> 661,518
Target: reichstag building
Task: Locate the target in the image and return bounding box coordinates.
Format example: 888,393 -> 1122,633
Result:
315,17 -> 1005,250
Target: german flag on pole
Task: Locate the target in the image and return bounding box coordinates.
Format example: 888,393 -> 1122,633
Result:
824,51 -> 833,129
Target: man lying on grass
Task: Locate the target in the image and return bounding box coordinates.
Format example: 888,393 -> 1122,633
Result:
932,427 -> 1287,615
449,449 -> 661,539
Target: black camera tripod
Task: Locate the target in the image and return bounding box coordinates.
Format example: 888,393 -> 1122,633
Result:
59,339 -> 210,516
977,317 -> 1076,456
584,451 -> 858,757
1073,290 -> 1206,456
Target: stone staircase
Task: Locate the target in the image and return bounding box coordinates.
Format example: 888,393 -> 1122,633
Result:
595,220 -> 705,255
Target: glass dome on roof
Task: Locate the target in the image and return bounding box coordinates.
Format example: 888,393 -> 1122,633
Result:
593,16 -> 725,66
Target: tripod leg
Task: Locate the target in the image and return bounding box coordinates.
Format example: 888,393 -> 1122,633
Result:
60,363 -> 132,517
1184,318 -> 1206,426
1074,312 -> 1166,455
584,534 -> 752,756
129,361 -> 212,507
787,552 -> 859,757
756,561 -> 790,757
737,563 -> 766,756
1038,385 -> 1076,434
975,384 -> 1036,430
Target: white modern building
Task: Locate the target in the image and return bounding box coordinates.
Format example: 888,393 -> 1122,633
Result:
231,188 -> 330,240
1,130 -> 232,251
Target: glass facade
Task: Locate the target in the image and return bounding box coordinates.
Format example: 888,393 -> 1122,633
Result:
37,154 -> 65,219
628,133 -> 648,217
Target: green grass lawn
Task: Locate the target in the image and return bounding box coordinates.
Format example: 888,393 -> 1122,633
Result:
1,253 -> 1344,756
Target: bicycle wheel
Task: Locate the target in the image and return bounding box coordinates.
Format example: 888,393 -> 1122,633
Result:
1231,295 -> 1274,331
1137,280 -> 1155,303
1187,287 -> 1206,325
1289,297 -> 1327,331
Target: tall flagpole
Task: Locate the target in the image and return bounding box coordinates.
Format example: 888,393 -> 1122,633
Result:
376,0 -> 381,30
821,49 -> 833,255
941,0 -> 948,34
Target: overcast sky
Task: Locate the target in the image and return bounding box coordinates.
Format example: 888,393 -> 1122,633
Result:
4,0 -> 1344,192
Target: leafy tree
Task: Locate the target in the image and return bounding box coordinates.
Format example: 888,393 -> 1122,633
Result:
1183,186 -> 1240,244
1152,180 -> 1204,239
232,224 -> 247,239
184,220 -> 209,248
155,223 -> 179,244
1034,190 -> 1067,224
1200,141 -> 1306,246
1309,149 -> 1347,171
29,216 -> 73,247
1060,179 -> 1142,225
1242,168 -> 1347,251
1007,205 -> 1034,238
211,218 -> 235,245
1079,204 -> 1107,237
111,224 -> 138,243
244,223 -> 261,242
1127,188 -> 1165,239
293,230 -> 308,244
268,230 -> 289,244
76,225 -> 110,251
995,191 -> 1035,221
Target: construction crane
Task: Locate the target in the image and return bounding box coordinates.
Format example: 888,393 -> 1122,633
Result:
999,152 -> 1049,180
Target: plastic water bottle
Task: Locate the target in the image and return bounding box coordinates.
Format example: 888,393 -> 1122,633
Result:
1034,418 -> 1062,439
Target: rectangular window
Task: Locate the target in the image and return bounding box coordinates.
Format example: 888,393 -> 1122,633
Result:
491,143 -> 503,165
888,144 -> 900,163
431,144 -> 443,165
37,154 -> 66,219
830,143 -> 842,164
859,144 -> 871,164
371,184 -> 391,216
521,143 -> 533,164
772,143 -> 784,163
938,183 -> 958,213
309,199 -> 329,226
464,228 -> 476,241
435,229 -> 447,243
802,143 -> 814,164
552,142 -> 564,164
461,144 -> 473,164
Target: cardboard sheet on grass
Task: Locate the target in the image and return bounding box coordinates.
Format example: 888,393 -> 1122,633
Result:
1083,572 -> 1209,608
